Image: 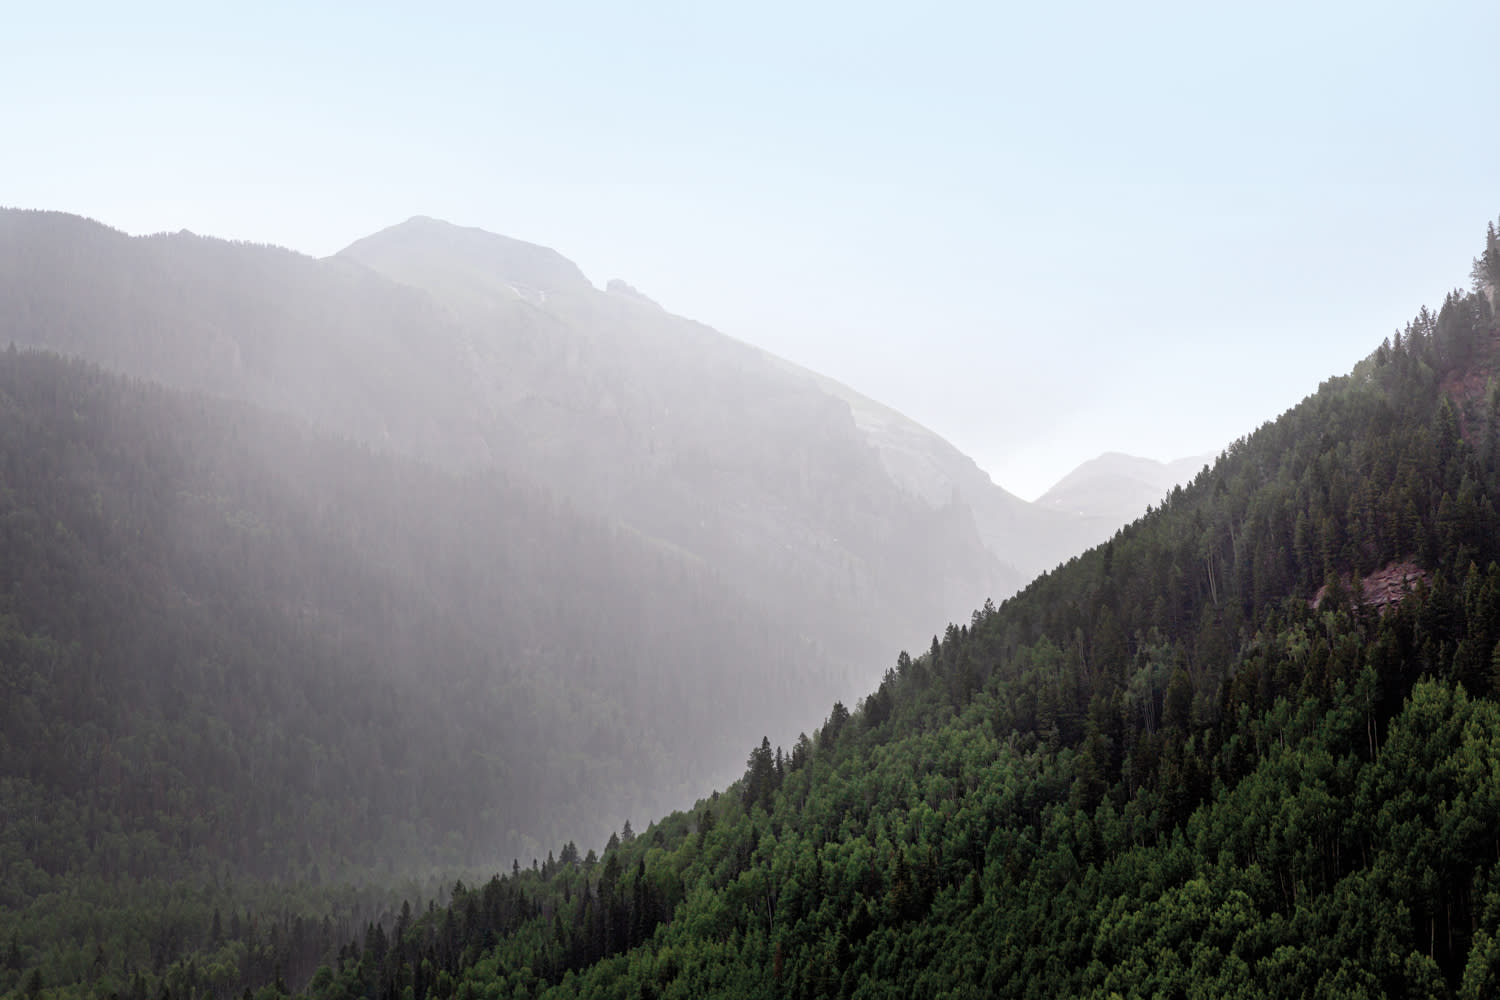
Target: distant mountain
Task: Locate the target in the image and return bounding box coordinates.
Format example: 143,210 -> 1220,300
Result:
769,357 -> 1086,577
0,210 -> 1132,604
1035,451 -> 1212,544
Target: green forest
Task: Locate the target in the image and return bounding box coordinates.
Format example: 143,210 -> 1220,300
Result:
4,218 -> 1500,998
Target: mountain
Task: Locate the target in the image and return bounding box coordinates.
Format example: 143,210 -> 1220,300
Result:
54,215 -> 1499,999
0,210 -> 1128,623
338,216 -> 1030,636
0,349 -> 853,888
335,216 -> 1216,587
0,210 -> 493,467
0,213 -> 1067,904
0,210 -> 1030,690
1035,450 -> 1212,545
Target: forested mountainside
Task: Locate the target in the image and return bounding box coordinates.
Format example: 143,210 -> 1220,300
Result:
0,349 -> 862,932
13,219 -> 1495,1000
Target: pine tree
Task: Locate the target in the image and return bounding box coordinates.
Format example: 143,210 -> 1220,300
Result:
743,737 -> 775,810
1472,219 -> 1500,293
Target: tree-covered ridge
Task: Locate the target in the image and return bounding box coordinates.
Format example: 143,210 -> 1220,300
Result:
7,217 -> 1500,1000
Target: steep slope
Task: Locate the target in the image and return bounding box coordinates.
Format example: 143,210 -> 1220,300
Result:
188,218 -> 1500,999
345,217 -> 1117,589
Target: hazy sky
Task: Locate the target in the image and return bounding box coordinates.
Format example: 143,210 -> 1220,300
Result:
6,1 -> 1497,499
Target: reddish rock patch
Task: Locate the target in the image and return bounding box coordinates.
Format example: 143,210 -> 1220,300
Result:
1313,560 -> 1427,612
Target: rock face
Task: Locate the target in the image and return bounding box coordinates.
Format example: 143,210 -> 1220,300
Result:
1313,561 -> 1429,612
763,356 -> 1066,581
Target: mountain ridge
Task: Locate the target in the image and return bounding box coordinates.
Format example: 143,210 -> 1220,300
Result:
1,206 -> 1201,553
334,213 -> 1151,583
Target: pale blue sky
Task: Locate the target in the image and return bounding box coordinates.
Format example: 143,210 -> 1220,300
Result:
5,1 -> 1497,498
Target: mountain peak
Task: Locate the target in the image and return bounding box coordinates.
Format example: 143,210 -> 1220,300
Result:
339,216 -> 592,297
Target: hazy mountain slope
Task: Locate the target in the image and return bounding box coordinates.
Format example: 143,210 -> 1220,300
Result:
339,216 -> 1014,668
218,219 -> 1500,999
758,367 -> 1203,581
0,209 -> 1024,699
0,209 -> 1147,672
0,348 -> 854,895
769,359 -> 1063,586
0,209 -> 492,468
349,217 -> 1108,588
